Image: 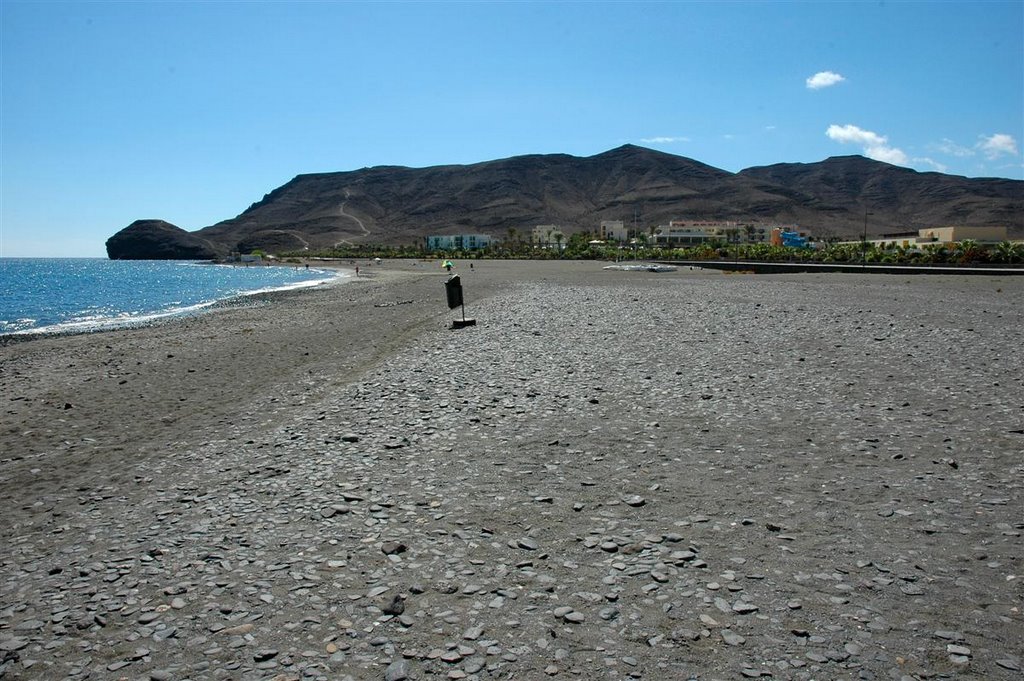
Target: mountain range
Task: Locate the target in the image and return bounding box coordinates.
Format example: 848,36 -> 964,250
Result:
105,144 -> 1023,259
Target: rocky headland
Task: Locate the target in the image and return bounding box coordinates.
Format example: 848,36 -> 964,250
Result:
105,220 -> 221,261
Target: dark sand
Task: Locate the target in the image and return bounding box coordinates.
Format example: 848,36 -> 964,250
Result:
1,260 -> 1021,680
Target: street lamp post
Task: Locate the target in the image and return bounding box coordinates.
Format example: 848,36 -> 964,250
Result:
862,211 -> 874,266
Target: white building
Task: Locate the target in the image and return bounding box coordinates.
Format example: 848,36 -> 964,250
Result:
599,220 -> 629,243
531,225 -> 566,249
651,220 -> 770,246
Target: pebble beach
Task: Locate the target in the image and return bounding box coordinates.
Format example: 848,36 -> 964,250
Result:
1,260 -> 1022,680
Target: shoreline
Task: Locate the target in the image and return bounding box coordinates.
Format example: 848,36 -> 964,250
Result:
2,261 -> 1022,679
0,260 -> 352,343
0,259 -> 465,510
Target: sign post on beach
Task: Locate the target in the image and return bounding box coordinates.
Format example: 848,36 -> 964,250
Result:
444,275 -> 476,329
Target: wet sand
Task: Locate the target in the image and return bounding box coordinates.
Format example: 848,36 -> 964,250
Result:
1,260 -> 1022,679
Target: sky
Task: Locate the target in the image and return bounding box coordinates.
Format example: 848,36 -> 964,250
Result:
1,1 -> 1022,257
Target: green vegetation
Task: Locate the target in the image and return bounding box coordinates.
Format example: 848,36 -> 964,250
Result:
280,238 -> 1024,267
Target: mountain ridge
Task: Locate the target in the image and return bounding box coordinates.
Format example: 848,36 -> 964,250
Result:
105,145 -> 1023,259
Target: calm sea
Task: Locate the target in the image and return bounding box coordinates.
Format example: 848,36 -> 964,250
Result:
0,258 -> 342,335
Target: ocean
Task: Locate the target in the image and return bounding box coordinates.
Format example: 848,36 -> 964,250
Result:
0,258 -> 342,335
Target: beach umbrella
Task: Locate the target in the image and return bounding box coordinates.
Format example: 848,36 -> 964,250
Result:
442,260 -> 454,270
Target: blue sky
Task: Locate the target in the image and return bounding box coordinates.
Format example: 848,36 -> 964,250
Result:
2,1 -> 1021,257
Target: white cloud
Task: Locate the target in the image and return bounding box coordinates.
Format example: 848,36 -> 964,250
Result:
826,123 -> 885,147
914,157 -> 948,173
931,138 -> 974,158
977,133 -> 1019,159
826,124 -> 909,166
806,71 -> 845,90
870,146 -> 910,165
640,136 -> 690,144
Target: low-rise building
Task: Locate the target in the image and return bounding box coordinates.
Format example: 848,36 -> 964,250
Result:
225,252 -> 264,263
651,221 -> 773,246
599,220 -> 629,243
849,225 -> 1010,248
425,234 -> 493,252
916,226 -> 1008,244
651,223 -> 717,246
769,227 -> 811,247
531,225 -> 566,249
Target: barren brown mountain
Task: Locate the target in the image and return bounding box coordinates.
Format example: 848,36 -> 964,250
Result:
106,145 -> 1023,259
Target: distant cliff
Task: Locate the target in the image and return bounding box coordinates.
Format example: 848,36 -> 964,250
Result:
106,145 -> 1024,259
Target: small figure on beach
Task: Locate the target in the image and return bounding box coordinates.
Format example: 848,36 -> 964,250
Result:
355,266 -> 360,276
442,260 -> 454,272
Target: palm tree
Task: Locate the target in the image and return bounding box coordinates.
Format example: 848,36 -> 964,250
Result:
692,243 -> 716,260
920,243 -> 949,264
953,239 -> 982,264
506,227 -> 519,257
993,241 -> 1024,264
